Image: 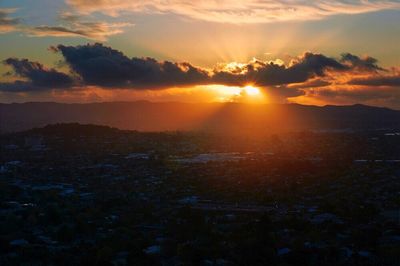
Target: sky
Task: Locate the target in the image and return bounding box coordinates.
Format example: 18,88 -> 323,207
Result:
0,0 -> 399,108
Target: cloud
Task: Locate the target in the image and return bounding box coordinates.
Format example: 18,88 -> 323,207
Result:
0,81 -> 41,93
66,0 -> 400,23
2,43 -> 400,108
0,9 -> 131,40
303,86 -> 400,109
348,75 -> 400,86
267,85 -> 306,101
1,58 -> 74,91
27,13 -> 133,41
53,44 -> 350,89
212,52 -> 347,86
53,43 -> 211,89
0,8 -> 19,33
340,53 -> 385,72
287,79 -> 331,89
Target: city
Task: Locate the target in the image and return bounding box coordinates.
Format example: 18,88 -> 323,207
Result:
1,123 -> 399,265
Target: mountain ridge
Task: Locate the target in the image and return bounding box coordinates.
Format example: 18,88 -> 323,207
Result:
1,101 -> 400,134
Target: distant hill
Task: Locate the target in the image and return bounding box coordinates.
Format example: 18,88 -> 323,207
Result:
1,101 -> 400,135
25,123 -> 124,137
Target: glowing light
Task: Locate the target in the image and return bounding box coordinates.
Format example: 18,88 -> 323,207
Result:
244,85 -> 260,96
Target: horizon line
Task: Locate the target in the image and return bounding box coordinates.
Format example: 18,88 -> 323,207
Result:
0,100 -> 398,111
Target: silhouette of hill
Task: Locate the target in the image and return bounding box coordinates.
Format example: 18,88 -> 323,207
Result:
1,101 -> 399,134
25,123 -> 124,137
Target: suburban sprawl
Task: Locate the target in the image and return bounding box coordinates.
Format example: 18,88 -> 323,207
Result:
1,123 -> 399,265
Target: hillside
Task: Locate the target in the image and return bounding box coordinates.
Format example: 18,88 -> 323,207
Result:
1,102 -> 400,134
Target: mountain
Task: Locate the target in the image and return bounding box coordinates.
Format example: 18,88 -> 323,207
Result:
1,101 -> 400,135
25,123 -> 124,137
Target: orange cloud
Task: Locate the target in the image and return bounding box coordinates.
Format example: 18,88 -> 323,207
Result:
66,0 -> 400,23
0,8 -> 19,33
26,12 -> 133,41
0,9 -> 132,41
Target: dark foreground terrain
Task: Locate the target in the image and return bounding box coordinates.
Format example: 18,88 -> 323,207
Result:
0,124 -> 399,265
2,102 -> 400,134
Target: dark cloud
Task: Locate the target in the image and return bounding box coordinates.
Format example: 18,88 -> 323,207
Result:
54,43 -> 210,89
2,42 -> 398,109
268,85 -> 306,98
54,44 -> 348,89
0,81 -> 42,92
212,52 -> 346,86
288,79 -> 331,89
349,75 -> 400,86
0,8 -> 20,33
1,58 -> 74,91
30,25 -> 89,36
340,53 -> 385,72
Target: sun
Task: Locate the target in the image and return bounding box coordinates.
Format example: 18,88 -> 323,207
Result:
202,84 -> 265,103
243,85 -> 260,96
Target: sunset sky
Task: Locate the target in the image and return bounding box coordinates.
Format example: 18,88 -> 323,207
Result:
0,0 -> 399,108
